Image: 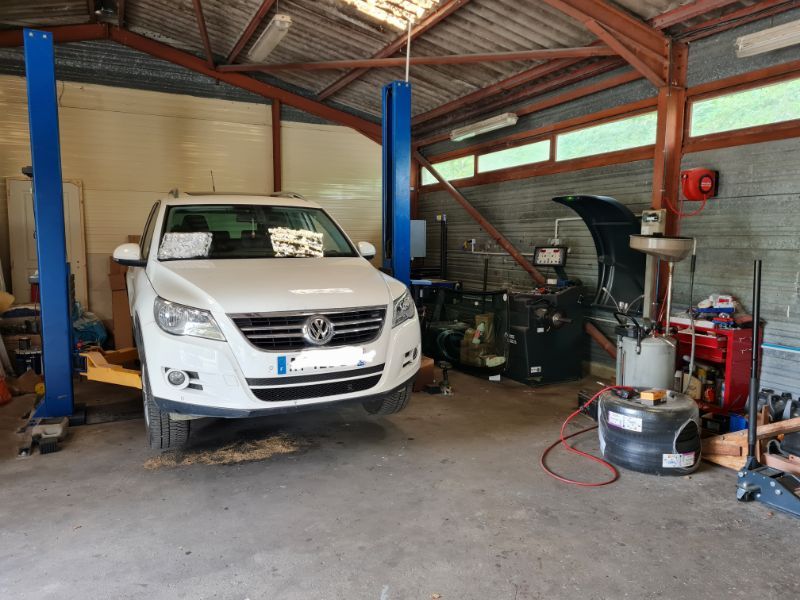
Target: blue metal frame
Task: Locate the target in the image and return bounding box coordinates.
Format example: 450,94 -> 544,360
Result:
381,81 -> 412,286
24,29 -> 74,418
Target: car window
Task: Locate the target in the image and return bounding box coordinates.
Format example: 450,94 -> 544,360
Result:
158,204 -> 357,260
140,201 -> 160,259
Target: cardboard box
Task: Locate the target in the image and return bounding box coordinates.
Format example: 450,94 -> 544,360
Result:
111,289 -> 133,349
109,256 -> 127,276
108,273 -> 126,291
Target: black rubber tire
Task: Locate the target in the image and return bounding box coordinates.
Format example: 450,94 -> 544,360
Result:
142,368 -> 191,451
363,382 -> 412,415
598,390 -> 701,476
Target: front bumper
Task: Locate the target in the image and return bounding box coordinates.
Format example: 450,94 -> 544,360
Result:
154,373 -> 416,418
140,315 -> 420,419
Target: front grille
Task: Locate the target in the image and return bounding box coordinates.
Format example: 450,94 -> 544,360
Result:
230,306 -> 386,351
251,374 -> 382,402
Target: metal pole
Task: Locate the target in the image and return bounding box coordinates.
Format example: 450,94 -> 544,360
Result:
23,29 -> 74,417
664,261 -> 675,332
747,259 -> 762,460
381,81 -> 412,286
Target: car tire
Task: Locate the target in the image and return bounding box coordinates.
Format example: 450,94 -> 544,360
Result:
362,382 -> 412,415
142,368 -> 191,451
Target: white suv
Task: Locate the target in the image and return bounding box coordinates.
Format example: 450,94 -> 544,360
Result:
113,193 -> 420,450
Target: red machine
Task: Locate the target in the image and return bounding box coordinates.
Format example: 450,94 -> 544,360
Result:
681,168 -> 718,201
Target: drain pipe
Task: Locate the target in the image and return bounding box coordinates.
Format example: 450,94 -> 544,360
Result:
415,151 -> 546,284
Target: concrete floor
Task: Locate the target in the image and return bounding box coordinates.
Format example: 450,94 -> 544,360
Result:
1,372 -> 798,600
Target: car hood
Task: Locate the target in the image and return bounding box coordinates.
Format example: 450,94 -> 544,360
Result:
148,257 -> 401,314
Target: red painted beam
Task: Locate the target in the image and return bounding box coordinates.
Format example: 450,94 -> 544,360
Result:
649,0 -> 741,29
317,0 -> 471,101
412,57 -> 584,126
542,0 -> 668,55
108,27 -> 381,142
413,59 -> 625,138
414,151 -> 546,284
0,23 -> 108,47
192,0 -> 215,68
226,0 -> 278,64
219,46 -> 616,72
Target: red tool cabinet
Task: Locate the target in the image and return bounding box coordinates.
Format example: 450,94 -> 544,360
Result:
674,324 -> 756,413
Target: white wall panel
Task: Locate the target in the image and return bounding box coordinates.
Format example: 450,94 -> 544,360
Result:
282,121 -> 383,260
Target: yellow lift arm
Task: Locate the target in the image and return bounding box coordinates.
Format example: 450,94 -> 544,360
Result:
80,348 -> 142,389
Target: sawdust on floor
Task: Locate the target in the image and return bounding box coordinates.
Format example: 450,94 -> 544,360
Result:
144,434 -> 300,469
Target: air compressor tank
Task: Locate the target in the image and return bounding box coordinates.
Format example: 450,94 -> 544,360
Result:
616,333 -> 676,390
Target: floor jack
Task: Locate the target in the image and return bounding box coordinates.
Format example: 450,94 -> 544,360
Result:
736,260 -> 800,517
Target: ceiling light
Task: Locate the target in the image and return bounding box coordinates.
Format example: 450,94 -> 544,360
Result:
450,113 -> 519,142
735,19 -> 800,58
248,14 -> 292,62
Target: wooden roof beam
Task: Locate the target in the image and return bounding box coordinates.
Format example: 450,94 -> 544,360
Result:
317,0 -> 472,101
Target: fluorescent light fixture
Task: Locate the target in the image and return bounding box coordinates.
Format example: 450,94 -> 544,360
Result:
248,14 -> 292,62
735,19 -> 800,58
450,113 -> 519,142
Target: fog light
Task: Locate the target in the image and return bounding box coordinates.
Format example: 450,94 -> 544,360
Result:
166,369 -> 189,389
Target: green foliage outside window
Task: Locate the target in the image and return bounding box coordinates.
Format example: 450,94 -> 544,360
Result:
690,77 -> 800,137
556,111 -> 658,161
421,155 -> 474,185
478,140 -> 550,173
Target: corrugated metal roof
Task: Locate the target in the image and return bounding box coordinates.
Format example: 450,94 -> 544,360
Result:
0,0 -> 768,124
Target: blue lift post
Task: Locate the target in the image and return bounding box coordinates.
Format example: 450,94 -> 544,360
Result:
24,28 -> 74,418
381,81 -> 412,286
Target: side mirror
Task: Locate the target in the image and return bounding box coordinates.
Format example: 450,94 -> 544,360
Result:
358,241 -> 376,259
113,243 -> 146,267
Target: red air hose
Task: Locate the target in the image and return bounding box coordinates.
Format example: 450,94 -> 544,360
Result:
540,386 -> 622,487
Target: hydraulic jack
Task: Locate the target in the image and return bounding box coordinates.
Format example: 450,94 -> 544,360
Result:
736,260 -> 800,518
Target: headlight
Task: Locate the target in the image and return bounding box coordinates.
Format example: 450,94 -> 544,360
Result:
392,289 -> 415,328
153,297 -> 225,341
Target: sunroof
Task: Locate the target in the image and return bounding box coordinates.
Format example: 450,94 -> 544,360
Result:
341,0 -> 441,30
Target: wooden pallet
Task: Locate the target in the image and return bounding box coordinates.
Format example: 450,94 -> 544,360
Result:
702,413 -> 800,471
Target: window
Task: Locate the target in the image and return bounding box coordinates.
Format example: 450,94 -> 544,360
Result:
421,155 -> 474,185
159,204 -> 357,259
556,111 -> 657,161
478,140 -> 550,173
690,76 -> 800,137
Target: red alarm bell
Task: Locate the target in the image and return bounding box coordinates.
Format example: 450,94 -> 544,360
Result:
680,168 -> 718,201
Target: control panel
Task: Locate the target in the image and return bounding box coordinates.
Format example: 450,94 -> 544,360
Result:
533,246 -> 567,267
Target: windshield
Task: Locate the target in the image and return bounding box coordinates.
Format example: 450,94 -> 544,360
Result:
157,204 -> 358,260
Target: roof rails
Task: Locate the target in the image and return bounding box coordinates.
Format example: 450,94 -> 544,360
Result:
180,191 -> 306,200
268,191 -> 306,200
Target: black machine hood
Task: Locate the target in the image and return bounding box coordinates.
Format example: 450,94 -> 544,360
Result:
552,195 -> 645,313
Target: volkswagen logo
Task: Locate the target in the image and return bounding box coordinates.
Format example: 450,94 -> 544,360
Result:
303,315 -> 334,346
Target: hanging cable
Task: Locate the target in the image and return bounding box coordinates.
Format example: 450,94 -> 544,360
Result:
540,386 -> 623,487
